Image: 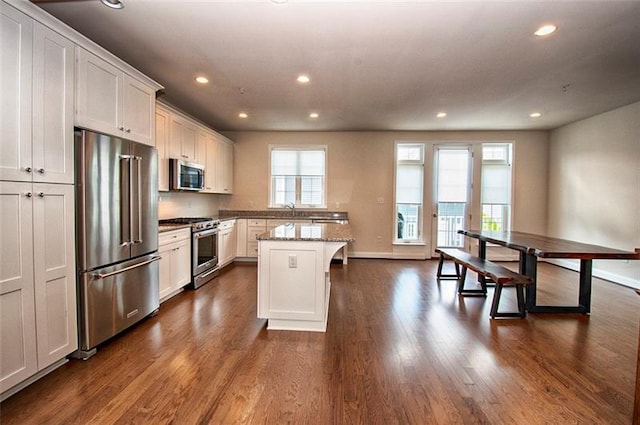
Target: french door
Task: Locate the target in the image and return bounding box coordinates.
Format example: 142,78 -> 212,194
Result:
433,146 -> 472,250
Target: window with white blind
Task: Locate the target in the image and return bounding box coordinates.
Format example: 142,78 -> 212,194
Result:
269,146 -> 326,208
395,143 -> 424,242
481,143 -> 512,231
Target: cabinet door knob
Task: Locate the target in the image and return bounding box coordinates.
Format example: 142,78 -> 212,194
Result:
125,128 -> 131,133
25,167 -> 32,173
119,126 -> 125,131
38,192 -> 45,198
37,168 -> 45,174
25,192 -> 33,198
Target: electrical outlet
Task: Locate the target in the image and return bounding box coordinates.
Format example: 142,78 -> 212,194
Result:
377,197 -> 384,204
288,254 -> 297,268
376,236 -> 382,243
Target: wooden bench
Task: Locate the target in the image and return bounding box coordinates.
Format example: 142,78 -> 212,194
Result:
435,248 -> 533,318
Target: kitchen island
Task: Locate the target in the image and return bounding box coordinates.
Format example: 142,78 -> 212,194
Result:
256,222 -> 354,332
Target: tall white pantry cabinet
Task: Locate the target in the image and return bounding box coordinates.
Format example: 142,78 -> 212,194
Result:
0,2 -> 77,396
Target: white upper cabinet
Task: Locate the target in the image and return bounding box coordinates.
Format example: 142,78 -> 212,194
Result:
215,136 -> 234,194
157,101 -> 235,194
32,22 -> 75,184
168,113 -> 197,161
76,48 -> 156,146
1,5 -> 74,184
0,4 -> 32,183
203,132 -> 218,193
155,104 -> 170,192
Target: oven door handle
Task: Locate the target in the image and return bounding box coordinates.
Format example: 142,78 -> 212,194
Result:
195,228 -> 219,238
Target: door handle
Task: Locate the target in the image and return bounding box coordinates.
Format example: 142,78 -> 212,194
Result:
93,256 -> 161,279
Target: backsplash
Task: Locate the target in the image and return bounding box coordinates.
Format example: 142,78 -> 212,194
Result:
158,191 -> 231,219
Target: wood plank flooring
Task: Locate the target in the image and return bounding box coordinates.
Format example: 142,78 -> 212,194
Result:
1,259 -> 639,424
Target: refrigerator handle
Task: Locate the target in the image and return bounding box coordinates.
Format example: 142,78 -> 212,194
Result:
120,156 -> 132,246
133,156 -> 143,244
92,255 -> 161,280
129,157 -> 135,245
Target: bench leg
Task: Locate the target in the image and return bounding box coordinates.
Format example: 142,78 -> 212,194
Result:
458,268 -> 488,296
490,283 -> 527,319
437,255 -> 461,280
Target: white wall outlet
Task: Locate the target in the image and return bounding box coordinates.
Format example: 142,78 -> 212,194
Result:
376,235 -> 382,243
288,254 -> 297,268
377,197 -> 384,204
335,201 -> 340,209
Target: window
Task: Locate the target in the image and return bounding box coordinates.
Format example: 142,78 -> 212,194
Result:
269,147 -> 326,208
395,143 -> 424,242
481,143 -> 512,231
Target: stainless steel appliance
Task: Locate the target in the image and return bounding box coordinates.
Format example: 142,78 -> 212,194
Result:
169,158 -> 205,191
159,217 -> 219,289
75,128 -> 160,358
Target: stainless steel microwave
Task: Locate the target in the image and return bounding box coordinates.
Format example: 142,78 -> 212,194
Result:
169,158 -> 205,191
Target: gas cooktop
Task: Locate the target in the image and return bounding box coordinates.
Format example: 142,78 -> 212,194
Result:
159,217 -> 213,224
159,217 -> 219,231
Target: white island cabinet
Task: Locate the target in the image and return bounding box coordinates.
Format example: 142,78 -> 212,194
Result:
257,223 -> 354,332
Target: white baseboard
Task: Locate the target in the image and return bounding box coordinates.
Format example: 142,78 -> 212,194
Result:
545,258 -> 640,289
349,251 -> 394,259
349,251 -> 429,260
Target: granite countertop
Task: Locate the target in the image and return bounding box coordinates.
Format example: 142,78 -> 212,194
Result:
256,222 -> 355,242
219,210 -> 348,221
158,223 -> 192,233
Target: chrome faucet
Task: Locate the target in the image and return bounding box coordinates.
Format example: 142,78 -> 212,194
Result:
285,202 -> 296,217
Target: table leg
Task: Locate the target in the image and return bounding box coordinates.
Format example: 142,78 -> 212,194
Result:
525,256 -> 590,314
579,259 -> 592,314
478,240 -> 487,259
522,252 -> 538,310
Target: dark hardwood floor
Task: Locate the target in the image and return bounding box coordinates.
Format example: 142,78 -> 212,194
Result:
1,259 -> 639,424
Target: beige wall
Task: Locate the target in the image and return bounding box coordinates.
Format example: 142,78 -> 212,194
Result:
548,101 -> 640,287
223,130 -> 549,257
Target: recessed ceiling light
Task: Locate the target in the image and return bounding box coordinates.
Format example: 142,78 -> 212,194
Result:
530,112 -> 542,118
195,76 -> 209,84
436,112 -> 447,118
238,112 -> 248,119
309,113 -> 319,119
100,0 -> 124,9
534,24 -> 557,37
297,75 -> 311,84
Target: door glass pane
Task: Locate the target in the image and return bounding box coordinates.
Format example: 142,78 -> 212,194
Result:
436,149 -> 469,248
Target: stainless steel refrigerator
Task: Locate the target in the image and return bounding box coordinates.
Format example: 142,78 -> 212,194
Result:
75,128 -> 160,358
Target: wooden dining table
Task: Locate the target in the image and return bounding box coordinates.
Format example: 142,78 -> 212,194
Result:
458,229 -> 640,314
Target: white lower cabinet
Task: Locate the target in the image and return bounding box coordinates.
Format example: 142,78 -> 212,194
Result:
158,228 -> 191,302
218,220 -> 237,268
235,219 -> 247,257
0,181 -> 77,396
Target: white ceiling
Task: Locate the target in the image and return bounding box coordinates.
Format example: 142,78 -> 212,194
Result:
34,0 -> 640,132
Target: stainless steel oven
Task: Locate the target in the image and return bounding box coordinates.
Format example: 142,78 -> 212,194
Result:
159,217 -> 219,289
192,223 -> 219,288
